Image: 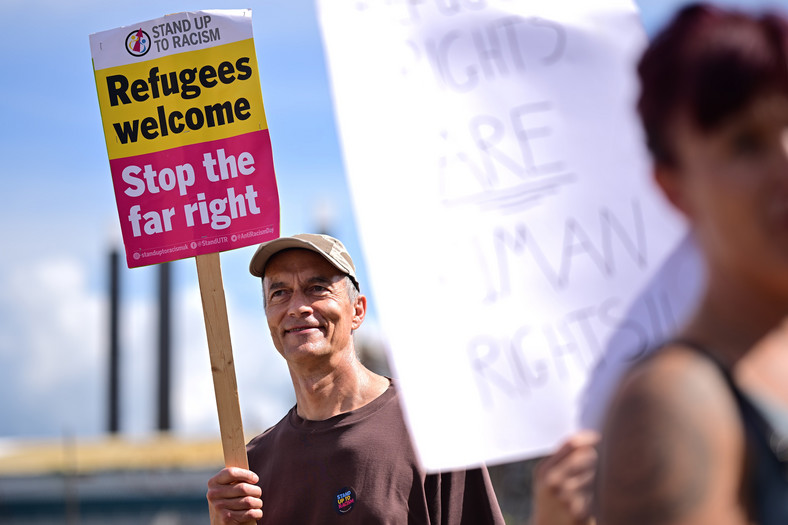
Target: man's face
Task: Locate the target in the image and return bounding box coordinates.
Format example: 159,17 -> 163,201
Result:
263,249 -> 365,364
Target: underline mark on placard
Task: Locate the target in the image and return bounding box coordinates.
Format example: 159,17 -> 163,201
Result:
441,172 -> 576,213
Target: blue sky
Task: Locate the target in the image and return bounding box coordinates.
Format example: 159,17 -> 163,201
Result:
0,0 -> 784,442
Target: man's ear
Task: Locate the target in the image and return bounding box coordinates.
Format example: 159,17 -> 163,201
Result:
654,163 -> 692,219
351,295 -> 367,330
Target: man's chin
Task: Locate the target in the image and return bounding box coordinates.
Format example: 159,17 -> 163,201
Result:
281,344 -> 330,360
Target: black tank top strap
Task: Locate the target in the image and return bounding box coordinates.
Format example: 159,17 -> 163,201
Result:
670,338 -> 786,462
670,338 -> 732,378
667,338 -> 788,525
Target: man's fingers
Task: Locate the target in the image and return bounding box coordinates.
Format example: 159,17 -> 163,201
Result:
207,467 -> 264,524
208,481 -> 262,502
210,467 -> 260,486
213,507 -> 264,524
221,494 -> 264,511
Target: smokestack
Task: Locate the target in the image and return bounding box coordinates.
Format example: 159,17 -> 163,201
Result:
107,248 -> 120,434
157,262 -> 172,432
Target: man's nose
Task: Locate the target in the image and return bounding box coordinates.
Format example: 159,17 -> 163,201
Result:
287,290 -> 313,316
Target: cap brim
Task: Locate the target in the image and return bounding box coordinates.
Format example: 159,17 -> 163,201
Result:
249,237 -> 326,277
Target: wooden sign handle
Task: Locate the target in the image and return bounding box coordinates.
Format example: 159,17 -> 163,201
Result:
196,252 -> 257,525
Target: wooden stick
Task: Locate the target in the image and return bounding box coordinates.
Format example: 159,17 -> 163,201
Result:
195,253 -> 255,524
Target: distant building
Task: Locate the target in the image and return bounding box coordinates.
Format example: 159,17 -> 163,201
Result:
0,436 -> 225,525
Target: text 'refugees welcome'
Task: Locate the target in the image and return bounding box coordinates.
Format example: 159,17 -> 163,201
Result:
106,58 -> 254,145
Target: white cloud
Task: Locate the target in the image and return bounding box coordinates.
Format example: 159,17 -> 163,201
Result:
172,281 -> 294,439
0,255 -> 103,437
0,248 -> 295,442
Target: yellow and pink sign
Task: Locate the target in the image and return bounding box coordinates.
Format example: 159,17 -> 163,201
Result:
90,9 -> 279,268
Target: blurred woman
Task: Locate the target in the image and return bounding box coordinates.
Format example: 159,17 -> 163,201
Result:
595,4 -> 788,524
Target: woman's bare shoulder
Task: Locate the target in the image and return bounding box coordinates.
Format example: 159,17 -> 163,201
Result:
595,344 -> 748,525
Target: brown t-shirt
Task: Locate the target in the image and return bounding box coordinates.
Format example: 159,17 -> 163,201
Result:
246,383 -> 505,524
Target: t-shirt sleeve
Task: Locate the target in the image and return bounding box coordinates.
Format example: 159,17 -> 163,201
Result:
428,466 -> 506,525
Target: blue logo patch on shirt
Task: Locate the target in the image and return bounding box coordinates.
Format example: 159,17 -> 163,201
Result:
334,487 -> 356,515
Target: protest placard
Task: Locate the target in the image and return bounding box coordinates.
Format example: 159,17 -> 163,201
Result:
318,0 -> 691,470
91,11 -> 278,498
90,9 -> 279,268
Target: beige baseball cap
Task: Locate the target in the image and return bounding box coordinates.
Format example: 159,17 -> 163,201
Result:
249,233 -> 359,289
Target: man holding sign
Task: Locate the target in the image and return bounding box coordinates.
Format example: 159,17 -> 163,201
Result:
91,9 -> 283,520
206,234 -> 505,524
